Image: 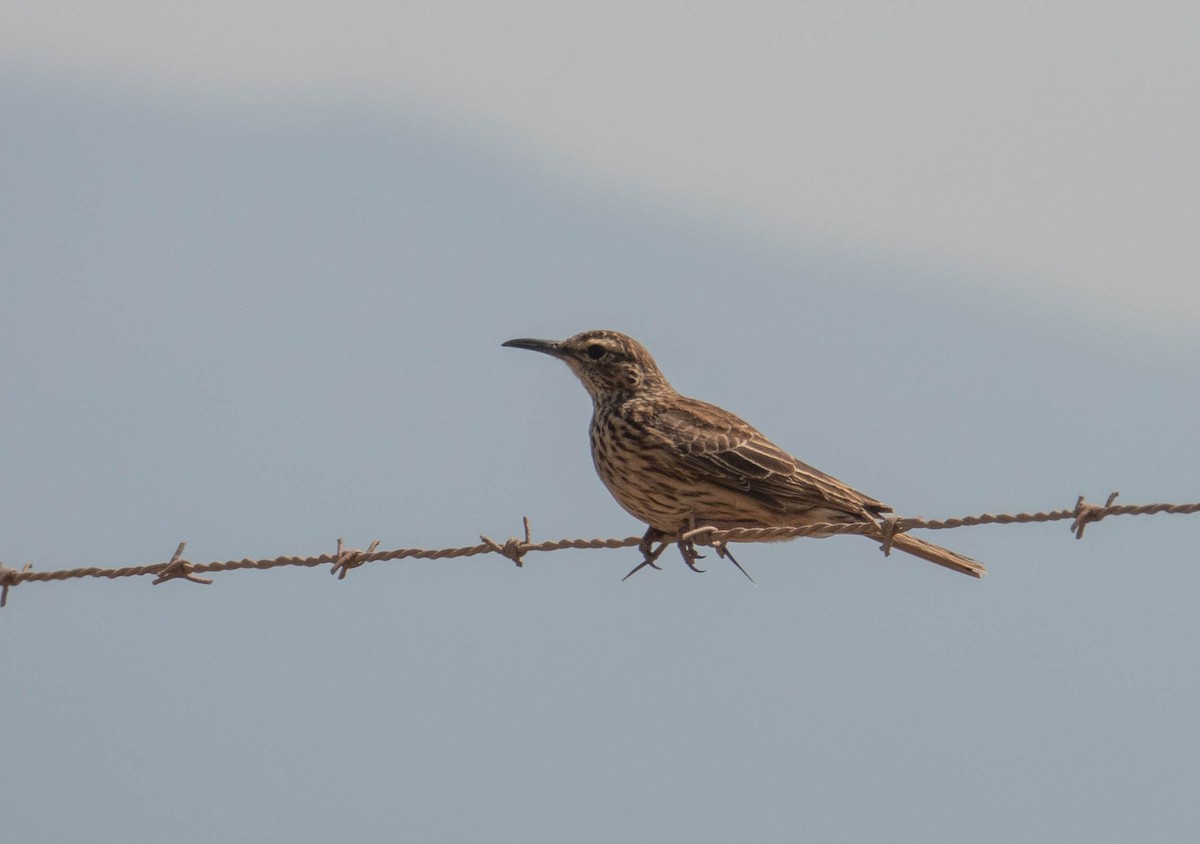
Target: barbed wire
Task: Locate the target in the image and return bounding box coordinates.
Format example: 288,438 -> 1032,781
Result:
1,492 -> 1197,608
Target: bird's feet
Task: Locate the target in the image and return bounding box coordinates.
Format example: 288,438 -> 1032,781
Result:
622,528 -> 669,581
623,527 -> 754,583
676,537 -> 706,573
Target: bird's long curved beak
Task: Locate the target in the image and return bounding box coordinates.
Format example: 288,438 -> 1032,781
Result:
501,338 -> 565,358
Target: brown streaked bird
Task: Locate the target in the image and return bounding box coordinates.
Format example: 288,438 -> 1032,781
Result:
502,330 -> 985,581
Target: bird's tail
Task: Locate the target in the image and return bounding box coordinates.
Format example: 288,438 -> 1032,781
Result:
885,532 -> 986,578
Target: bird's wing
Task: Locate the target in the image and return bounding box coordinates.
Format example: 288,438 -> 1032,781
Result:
648,396 -> 889,518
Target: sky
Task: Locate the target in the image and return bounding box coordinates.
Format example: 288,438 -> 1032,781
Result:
2,3 -> 1198,842
6,2 -> 1198,330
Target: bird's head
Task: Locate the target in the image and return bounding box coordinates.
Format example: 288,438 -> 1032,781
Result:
502,330 -> 671,401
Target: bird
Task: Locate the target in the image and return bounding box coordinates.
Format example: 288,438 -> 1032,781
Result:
502,330 -> 985,581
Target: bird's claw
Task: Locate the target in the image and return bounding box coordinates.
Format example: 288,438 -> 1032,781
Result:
713,541 -> 756,584
627,528 -> 754,582
621,559 -> 657,581
677,539 -> 707,573
624,529 -> 669,581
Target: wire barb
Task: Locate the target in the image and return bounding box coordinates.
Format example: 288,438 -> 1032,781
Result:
480,516 -> 533,567
1071,491 -> 1120,540
877,516 -> 900,556
0,563 -> 32,608
331,538 -> 382,580
151,542 -> 213,586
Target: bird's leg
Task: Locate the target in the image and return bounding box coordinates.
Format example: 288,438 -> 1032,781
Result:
638,527 -> 668,566
621,527 -> 669,581
674,514 -> 707,574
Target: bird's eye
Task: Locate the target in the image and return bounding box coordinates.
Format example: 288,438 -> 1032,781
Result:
586,344 -> 607,360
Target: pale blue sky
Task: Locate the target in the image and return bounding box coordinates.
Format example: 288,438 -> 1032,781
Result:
3,5 -> 1198,842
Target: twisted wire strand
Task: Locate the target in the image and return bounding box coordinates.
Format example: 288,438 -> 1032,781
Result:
1,493 -> 1196,606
